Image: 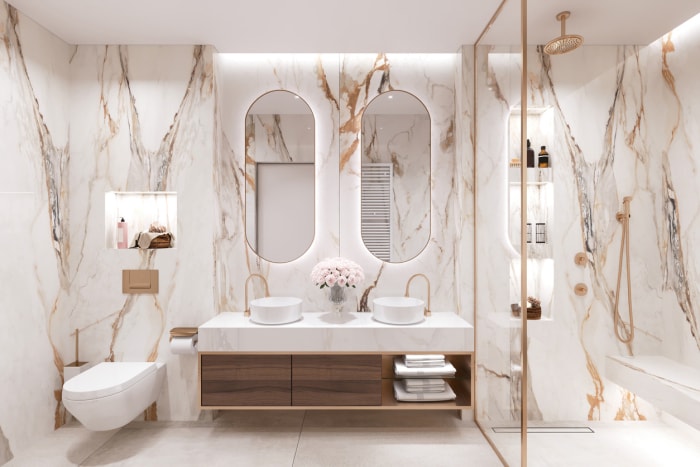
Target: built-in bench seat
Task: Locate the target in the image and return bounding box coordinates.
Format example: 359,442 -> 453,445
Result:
606,355 -> 700,430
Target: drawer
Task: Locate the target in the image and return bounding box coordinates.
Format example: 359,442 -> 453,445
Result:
200,354 -> 291,407
202,380 -> 291,406
292,355 -> 381,381
292,380 -> 381,406
201,354 -> 291,381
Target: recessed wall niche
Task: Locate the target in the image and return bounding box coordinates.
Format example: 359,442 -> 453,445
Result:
104,192 -> 177,249
507,107 -> 554,321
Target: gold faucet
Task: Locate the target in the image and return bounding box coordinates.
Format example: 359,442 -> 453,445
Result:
244,273 -> 270,317
405,273 -> 431,317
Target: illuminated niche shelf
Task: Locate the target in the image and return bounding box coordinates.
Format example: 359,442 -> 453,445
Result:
104,191 -> 177,250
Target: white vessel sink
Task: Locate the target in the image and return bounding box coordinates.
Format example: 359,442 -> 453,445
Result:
373,297 -> 425,325
249,297 -> 303,325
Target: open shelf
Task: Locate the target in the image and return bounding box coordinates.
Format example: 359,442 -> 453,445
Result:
105,191 -> 177,249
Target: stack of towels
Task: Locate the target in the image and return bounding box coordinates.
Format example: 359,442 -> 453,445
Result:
393,355 -> 457,402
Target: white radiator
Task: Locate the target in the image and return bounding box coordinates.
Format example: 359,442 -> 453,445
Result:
361,163 -> 392,261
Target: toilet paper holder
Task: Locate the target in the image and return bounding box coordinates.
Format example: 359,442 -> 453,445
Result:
169,327 -> 198,341
169,327 -> 199,355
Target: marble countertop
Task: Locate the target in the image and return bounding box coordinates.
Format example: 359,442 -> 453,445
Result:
197,311 -> 474,353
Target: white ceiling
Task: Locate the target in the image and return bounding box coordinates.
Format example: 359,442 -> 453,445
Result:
7,0 -> 700,52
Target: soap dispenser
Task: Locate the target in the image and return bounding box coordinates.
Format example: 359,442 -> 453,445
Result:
117,217 -> 129,249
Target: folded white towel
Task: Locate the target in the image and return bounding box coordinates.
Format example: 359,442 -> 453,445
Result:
403,378 -> 445,386
394,358 -> 456,377
403,379 -> 446,393
404,354 -> 446,362
404,360 -> 446,368
393,381 -> 456,402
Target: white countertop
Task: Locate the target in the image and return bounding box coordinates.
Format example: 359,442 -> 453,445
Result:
198,311 -> 474,353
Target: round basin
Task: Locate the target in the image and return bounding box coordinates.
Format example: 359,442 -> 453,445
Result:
249,297 -> 303,325
372,297 -> 425,325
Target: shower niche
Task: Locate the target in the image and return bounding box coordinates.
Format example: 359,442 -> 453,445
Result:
507,107 -> 554,321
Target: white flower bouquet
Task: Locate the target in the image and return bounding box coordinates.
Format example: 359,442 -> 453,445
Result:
310,257 -> 364,289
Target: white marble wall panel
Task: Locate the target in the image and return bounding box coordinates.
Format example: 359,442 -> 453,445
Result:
1,2 -> 218,456
339,54 -> 462,317
0,4 -> 72,462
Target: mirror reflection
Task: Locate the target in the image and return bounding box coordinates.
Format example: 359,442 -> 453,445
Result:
245,90 -> 315,263
361,90 -> 430,262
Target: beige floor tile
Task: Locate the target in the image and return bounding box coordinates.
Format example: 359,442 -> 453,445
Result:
6,423 -> 118,467
293,426 -> 503,467
81,425 -> 300,467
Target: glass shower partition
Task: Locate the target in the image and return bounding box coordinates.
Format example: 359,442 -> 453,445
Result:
474,0 -> 527,465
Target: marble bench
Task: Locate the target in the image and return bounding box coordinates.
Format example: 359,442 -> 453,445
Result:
606,355 -> 700,430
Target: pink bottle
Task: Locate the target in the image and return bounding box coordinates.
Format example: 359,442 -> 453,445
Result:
117,217 -> 129,249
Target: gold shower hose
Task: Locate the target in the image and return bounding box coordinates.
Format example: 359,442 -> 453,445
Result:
614,196 -> 634,343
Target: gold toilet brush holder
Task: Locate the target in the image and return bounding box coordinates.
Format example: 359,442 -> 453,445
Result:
64,328 -> 89,381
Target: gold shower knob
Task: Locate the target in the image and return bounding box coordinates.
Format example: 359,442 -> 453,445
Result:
574,283 -> 588,296
574,252 -> 587,266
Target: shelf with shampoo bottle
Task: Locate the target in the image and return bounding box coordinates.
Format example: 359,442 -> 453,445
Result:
104,192 -> 177,250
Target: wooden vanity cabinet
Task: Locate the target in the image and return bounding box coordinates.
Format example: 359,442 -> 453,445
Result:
199,352 -> 472,410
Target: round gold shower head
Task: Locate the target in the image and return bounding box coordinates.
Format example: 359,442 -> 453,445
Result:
544,11 -> 584,55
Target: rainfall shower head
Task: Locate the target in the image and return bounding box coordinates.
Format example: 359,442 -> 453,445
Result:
544,11 -> 583,55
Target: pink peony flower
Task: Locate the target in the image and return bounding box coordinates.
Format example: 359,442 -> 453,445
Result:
311,257 -> 364,289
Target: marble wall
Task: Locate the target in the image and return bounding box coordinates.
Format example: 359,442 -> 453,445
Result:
0,3 -> 216,461
475,13 -> 700,423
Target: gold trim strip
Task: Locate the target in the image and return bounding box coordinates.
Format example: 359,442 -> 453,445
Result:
520,0 -> 529,465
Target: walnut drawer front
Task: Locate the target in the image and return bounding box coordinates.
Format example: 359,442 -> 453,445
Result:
201,355 -> 291,406
292,355 -> 381,380
292,355 -> 381,406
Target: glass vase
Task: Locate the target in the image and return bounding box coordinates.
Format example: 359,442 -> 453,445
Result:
328,284 -> 347,313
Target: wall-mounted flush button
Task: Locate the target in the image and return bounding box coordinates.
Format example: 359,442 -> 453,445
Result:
122,270 -> 159,294
574,283 -> 588,296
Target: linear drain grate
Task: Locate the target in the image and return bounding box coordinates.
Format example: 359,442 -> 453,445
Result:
492,426 -> 594,434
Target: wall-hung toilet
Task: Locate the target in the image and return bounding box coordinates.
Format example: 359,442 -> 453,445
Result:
63,362 -> 166,431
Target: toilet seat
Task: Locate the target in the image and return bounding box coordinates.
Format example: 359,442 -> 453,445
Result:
63,362 -> 157,401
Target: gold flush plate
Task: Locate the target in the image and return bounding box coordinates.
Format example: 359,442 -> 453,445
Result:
122,269 -> 159,294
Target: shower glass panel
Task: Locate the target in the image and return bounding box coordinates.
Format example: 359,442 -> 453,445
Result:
474,0 -> 525,465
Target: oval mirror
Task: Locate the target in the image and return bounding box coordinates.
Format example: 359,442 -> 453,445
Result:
361,90 -> 430,262
245,90 -> 315,263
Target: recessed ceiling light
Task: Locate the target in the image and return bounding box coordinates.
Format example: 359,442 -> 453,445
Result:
387,95 -> 394,99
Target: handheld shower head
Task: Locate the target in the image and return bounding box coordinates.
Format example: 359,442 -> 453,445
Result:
544,11 -> 583,55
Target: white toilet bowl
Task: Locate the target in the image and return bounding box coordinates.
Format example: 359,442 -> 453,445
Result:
63,361 -> 166,431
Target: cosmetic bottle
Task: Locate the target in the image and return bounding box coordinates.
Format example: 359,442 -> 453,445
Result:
117,217 -> 128,249
538,146 -> 550,168
527,139 -> 535,168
